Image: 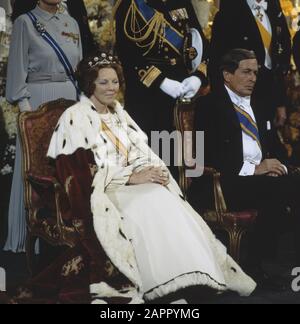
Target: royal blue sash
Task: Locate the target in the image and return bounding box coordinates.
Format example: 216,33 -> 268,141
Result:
234,104 -> 262,150
26,12 -> 80,98
134,0 -> 184,54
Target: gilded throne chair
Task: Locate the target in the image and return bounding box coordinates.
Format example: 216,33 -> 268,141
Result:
18,99 -> 78,273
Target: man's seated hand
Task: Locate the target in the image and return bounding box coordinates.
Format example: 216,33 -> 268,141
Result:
255,159 -> 288,177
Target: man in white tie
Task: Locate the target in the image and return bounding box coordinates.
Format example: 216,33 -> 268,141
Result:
209,0 -> 291,129
192,49 -> 300,291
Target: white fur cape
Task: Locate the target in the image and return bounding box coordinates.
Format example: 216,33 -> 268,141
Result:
47,96 -> 256,303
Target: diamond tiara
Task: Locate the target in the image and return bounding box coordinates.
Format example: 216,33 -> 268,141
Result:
88,53 -> 117,68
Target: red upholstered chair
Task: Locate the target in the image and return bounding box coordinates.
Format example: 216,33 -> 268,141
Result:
174,91 -> 257,263
18,99 -> 78,273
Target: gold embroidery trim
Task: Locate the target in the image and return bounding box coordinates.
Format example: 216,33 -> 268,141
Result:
124,0 -> 183,56
140,66 -> 162,87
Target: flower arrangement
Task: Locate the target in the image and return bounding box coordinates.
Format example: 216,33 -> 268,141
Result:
0,98 -> 18,139
281,0 -> 295,16
89,17 -> 114,47
85,0 -> 112,17
0,98 -> 17,176
192,0 -> 218,40
84,0 -> 114,48
0,7 -> 15,176
280,0 -> 300,36
0,142 -> 16,175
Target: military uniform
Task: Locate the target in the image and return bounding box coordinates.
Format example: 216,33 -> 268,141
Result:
115,0 -> 208,140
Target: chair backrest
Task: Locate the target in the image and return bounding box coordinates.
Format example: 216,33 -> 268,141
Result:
174,87 -> 210,195
19,99 -> 76,221
174,99 -> 196,194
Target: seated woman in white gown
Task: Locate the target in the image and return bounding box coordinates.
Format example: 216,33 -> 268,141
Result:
46,52 -> 256,303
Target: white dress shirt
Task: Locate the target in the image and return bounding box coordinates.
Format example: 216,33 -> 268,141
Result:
247,0 -> 272,69
225,86 -> 263,176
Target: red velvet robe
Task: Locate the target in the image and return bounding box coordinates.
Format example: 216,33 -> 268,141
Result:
10,148 -> 137,304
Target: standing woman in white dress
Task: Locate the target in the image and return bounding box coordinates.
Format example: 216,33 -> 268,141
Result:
5,0 -> 82,252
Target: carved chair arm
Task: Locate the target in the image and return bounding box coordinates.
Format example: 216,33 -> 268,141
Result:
184,166 -> 228,215
27,173 -> 58,189
211,171 -> 228,214
193,167 -> 228,214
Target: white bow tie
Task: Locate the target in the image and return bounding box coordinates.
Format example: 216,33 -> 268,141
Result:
252,1 -> 268,12
237,98 -> 251,110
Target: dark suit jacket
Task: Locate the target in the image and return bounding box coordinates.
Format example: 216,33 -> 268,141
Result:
195,86 -> 271,176
191,84 -> 293,215
208,0 -> 291,112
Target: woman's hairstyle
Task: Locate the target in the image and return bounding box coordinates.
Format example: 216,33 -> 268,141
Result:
220,48 -> 257,74
11,0 -> 37,22
75,52 -> 125,98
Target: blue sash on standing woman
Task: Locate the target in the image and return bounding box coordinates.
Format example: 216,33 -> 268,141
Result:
26,11 -> 80,99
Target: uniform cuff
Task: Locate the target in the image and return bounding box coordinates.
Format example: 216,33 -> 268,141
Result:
140,66 -> 163,88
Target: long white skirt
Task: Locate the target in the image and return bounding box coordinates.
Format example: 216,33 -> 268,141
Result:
107,183 -> 228,300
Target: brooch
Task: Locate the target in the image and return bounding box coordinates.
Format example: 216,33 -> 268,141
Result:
34,20 -> 46,35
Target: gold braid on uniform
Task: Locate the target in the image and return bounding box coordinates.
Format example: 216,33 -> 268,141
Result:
123,0 -> 166,56
140,66 -> 162,87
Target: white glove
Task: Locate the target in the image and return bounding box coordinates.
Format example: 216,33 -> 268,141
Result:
182,76 -> 202,99
160,78 -> 184,99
